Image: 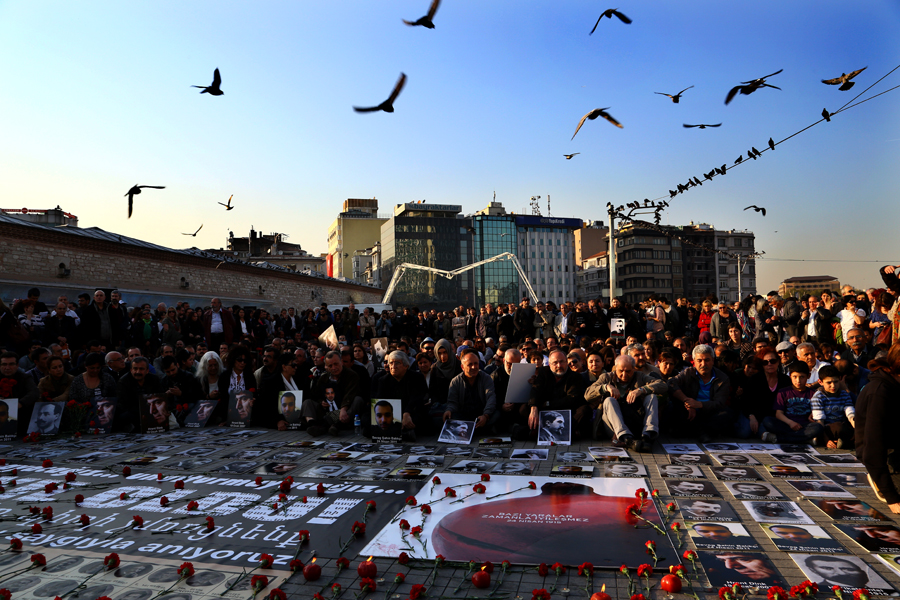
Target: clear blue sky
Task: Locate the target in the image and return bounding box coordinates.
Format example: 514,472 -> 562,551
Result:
1,1 -> 898,293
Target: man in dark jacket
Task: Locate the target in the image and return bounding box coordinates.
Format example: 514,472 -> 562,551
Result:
375,350 -> 429,439
443,348 -> 497,430
44,302 -> 79,348
202,298 -> 235,348
517,349 -> 589,440
116,356 -> 165,433
668,344 -> 732,442
303,350 -> 364,436
79,290 -> 122,351
513,298 -> 535,343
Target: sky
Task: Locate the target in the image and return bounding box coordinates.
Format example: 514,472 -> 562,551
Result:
1,1 -> 899,293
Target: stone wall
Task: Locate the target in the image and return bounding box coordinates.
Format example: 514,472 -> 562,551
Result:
0,220 -> 383,310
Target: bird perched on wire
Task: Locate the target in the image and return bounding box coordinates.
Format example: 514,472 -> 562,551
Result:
192,68 -> 223,96
354,73 -> 407,113
725,69 -> 783,105
219,195 -> 234,211
564,153 -> 580,160
744,205 -> 766,217
655,86 -> 693,103
683,123 -> 721,129
590,8 -> 632,34
822,67 -> 866,91
403,0 -> 440,28
182,224 -> 203,237
125,185 -> 165,218
571,108 -> 622,139
822,108 -> 832,122
768,138 -> 775,151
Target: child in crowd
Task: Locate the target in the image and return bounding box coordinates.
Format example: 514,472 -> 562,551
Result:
761,362 -> 824,444
810,365 -> 856,449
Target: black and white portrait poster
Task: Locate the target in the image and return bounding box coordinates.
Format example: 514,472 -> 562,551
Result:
478,437 -> 512,447
876,554 -> 900,579
509,448 -> 548,461
361,474 -> 675,567
355,453 -> 398,465
27,401 -> 64,435
658,464 -> 705,479
554,450 -> 592,464
813,498 -> 890,521
698,551 -> 785,588
775,453 -> 822,466
823,472 -> 867,487
588,446 -> 633,462
343,465 -> 392,480
140,393 -> 170,434
815,454 -> 864,468
666,479 -> 721,498
184,399 -> 217,428
703,443 -> 744,453
669,453 -> 712,466
278,391 -> 302,429
790,554 -> 897,596
446,460 -> 497,474
549,464 -> 594,478
537,410 -> 571,446
316,450 -> 363,462
725,481 -> 784,500
89,397 -> 117,433
711,467 -> 763,481
472,447 -> 510,459
370,398 -> 402,443
228,391 -> 254,428
663,443 -> 704,454
787,479 -> 853,498
712,453 -> 761,466
0,397 -> 18,441
767,464 -> 813,478
686,522 -> 761,551
492,462 -> 535,476
602,463 -> 648,478
743,501 -> 815,525
835,523 -> 900,553
387,466 -> 434,480
406,455 -> 445,467
761,523 -> 845,553
438,419 -> 475,445
679,499 -> 740,522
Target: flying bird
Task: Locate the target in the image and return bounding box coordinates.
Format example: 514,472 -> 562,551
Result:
655,86 -> 694,103
725,69 -> 783,105
571,108 -> 622,140
403,0 -> 440,28
822,108 -> 832,122
683,123 -> 721,129
219,195 -> 234,210
744,205 -> 767,217
354,73 -> 407,113
124,185 -> 165,218
768,138 -> 775,150
590,8 -> 632,34
822,67 -> 867,91
564,153 -> 580,160
192,68 -> 223,96
182,224 -> 203,237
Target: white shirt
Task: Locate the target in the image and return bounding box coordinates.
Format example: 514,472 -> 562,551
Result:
808,360 -> 830,385
806,311 -> 817,337
282,375 -> 299,391
210,310 -> 224,334
839,308 -> 865,340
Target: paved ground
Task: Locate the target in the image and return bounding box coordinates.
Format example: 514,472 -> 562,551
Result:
2,428 -> 899,600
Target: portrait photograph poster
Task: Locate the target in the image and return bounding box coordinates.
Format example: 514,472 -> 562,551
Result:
790,554 -> 897,596
139,393 -> 169,434
505,362 -> 537,404
537,409 -> 571,446
370,398 -> 402,443
227,391 -> 254,428
88,396 -> 116,433
760,523 -> 845,554
362,474 -> 675,567
0,397 -> 18,441
184,399 -> 217,428
278,391 -> 303,428
27,401 -> 64,435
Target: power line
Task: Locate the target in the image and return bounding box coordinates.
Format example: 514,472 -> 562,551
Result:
760,258 -> 892,263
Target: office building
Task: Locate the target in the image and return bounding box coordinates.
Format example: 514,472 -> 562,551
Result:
516,215 -> 582,303
472,202 -> 518,306
327,198 -> 388,280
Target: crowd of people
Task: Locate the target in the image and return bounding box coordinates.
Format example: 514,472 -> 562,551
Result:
0,267 -> 898,512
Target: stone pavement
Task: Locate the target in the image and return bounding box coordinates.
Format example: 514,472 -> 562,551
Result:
1,427 -> 898,600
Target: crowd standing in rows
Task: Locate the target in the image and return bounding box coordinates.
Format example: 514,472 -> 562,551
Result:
1,266 -> 898,513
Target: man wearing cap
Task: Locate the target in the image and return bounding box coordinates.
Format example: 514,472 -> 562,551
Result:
776,341 -> 800,376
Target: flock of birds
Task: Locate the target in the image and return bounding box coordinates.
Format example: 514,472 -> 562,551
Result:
121,1 -> 870,235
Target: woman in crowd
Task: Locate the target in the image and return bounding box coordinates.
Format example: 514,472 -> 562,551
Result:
434,338 -> 461,381
159,307 -> 181,346
38,355 -> 74,402
353,343 -> 375,377
69,352 -> 117,404
735,349 -> 788,439
856,344 -> 900,513
181,309 -> 204,347
196,351 -> 224,402
697,300 -> 714,337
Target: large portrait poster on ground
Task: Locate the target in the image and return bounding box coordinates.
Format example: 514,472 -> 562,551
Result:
0,397 -> 17,441
370,398 -> 402,443
0,462 -> 419,566
140,394 -> 170,434
361,474 -> 675,568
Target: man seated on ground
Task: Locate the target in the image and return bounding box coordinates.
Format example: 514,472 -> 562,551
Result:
443,348 -> 498,435
667,344 -> 732,442
495,348 -> 529,432
161,355 -> 202,410
116,356 -> 165,432
626,343 -> 662,380
585,354 -> 666,452
373,350 -> 428,441
514,349 -> 589,440
302,350 -> 364,437
796,342 -> 829,385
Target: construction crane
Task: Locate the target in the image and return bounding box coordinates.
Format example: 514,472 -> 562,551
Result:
382,252 -> 538,305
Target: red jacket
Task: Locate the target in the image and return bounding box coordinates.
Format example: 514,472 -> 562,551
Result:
202,308 -> 236,346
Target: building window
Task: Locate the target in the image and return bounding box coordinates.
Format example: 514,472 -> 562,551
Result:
540,239 -> 544,245
719,266 -> 727,275
540,265 -> 545,272
531,238 -> 535,245
718,239 -> 726,247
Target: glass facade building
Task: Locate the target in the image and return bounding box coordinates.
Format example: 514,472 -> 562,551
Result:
472,214 -> 518,306
380,203 -> 474,308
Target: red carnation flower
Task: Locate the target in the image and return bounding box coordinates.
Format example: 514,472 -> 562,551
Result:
42,459 -> 53,468
132,515 -> 144,528
205,516 -> 215,531
682,550 -> 697,562
405,496 -> 417,506
44,482 -> 58,494
636,564 -> 652,578
317,483 -> 325,495
157,473 -> 163,481
578,562 -> 594,576
268,588 -> 286,600
445,487 -> 457,497
298,530 -> 310,543
631,595 -> 646,600
31,523 -> 42,534
119,492 -> 129,500
767,587 -> 787,600
399,519 -> 411,530
9,538 -> 23,550
74,494 -> 84,504
187,500 -> 199,511
528,481 -> 537,489
42,506 -> 53,519
289,559 -> 303,573
473,483 -> 486,494
398,552 -> 410,565
174,480 -> 184,489
79,514 -> 90,526
666,502 -> 677,512
160,496 -> 169,506
421,504 -> 432,515
336,557 -> 350,569
251,575 -> 269,591
394,573 -> 406,584
410,525 -> 423,537
532,589 -> 551,600
550,562 -> 564,575
178,562 -> 195,578
852,591 -> 869,600
432,476 -> 441,485
359,578 -> 376,591
481,473 -> 491,481
64,472 -> 76,482
104,553 -> 121,569
410,584 -> 427,600
31,553 -> 47,566
258,553 -> 274,568
122,466 -> 131,476
536,563 -> 549,577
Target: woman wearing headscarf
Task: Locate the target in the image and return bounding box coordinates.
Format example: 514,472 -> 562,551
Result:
434,339 -> 462,381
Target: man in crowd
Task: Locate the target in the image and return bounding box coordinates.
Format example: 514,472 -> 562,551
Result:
374,350 -> 428,441
443,348 -> 497,434
203,298 -> 235,349
303,350 -> 364,437
517,349 -> 588,440
668,344 -> 732,442
116,356 -> 165,432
